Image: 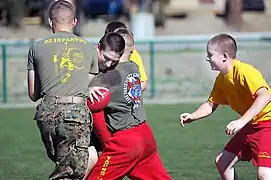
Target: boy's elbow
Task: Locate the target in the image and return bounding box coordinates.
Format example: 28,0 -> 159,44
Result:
268,92 -> 271,102
29,94 -> 37,102
258,89 -> 271,102
206,101 -> 218,113
28,91 -> 39,102
141,81 -> 148,91
31,97 -> 39,102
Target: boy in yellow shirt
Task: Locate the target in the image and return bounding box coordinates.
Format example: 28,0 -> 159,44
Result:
180,34 -> 271,180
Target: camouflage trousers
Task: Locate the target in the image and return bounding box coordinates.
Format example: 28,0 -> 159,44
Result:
34,100 -> 93,180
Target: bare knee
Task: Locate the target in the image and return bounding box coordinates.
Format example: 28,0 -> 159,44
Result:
87,146 -> 98,168
215,152 -> 226,171
215,152 -> 222,165
83,146 -> 99,180
257,167 -> 271,180
215,150 -> 239,172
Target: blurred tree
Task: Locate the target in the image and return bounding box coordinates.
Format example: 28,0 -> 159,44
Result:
139,0 -> 169,27
140,0 -> 153,13
154,0 -> 170,27
226,0 -> 243,29
72,0 -> 83,36
1,0 -> 26,29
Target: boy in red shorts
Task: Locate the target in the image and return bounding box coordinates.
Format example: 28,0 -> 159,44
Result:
87,30 -> 171,180
180,33 -> 271,180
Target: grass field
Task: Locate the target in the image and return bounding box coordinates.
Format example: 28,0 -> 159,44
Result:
0,104 -> 256,180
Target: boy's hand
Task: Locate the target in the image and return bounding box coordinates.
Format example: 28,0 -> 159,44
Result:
180,113 -> 196,127
225,119 -> 247,136
89,86 -> 109,103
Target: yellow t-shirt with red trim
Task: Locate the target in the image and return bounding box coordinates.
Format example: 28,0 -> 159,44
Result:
208,60 -> 271,124
129,49 -> 148,82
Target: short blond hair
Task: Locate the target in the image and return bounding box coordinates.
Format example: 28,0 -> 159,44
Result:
114,28 -> 134,53
208,34 -> 237,58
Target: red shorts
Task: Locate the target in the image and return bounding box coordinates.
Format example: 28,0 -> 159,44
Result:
87,122 -> 171,180
224,121 -> 271,167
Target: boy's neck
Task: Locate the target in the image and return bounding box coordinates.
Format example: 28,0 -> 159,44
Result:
52,26 -> 73,34
119,53 -> 130,63
221,58 -> 235,75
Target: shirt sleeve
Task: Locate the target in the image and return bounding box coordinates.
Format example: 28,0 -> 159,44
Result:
27,44 -> 35,70
208,74 -> 228,105
242,64 -> 270,96
89,49 -> 99,74
130,49 -> 148,81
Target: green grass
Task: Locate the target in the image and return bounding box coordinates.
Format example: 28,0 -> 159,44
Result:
0,104 -> 256,180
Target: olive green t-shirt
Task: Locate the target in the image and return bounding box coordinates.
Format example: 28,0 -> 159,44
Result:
90,61 -> 146,131
27,31 -> 98,97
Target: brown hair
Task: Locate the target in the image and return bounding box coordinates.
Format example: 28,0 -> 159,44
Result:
104,21 -> 127,35
49,0 -> 75,24
208,34 -> 237,58
99,32 -> 125,57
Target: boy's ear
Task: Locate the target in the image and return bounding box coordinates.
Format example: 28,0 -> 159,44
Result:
222,53 -> 228,62
95,43 -> 100,49
48,18 -> 53,28
72,18 -> 77,28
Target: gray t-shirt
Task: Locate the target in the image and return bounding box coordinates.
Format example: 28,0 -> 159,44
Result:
27,31 -> 98,97
90,61 -> 146,131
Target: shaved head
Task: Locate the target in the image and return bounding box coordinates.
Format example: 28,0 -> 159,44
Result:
207,34 -> 237,59
114,28 -> 134,53
49,0 -> 75,25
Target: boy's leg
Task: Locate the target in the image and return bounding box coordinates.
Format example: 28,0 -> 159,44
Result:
217,125 -> 251,180
257,167 -> 271,180
128,150 -> 171,180
127,123 -> 171,180
87,129 -> 143,180
215,150 -> 239,180
248,126 -> 271,180
83,146 -> 98,180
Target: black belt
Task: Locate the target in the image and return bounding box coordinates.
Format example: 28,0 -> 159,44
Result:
43,96 -> 86,104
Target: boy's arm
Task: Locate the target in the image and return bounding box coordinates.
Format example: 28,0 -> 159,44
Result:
141,81 -> 148,92
226,65 -> 271,135
192,101 -> 218,120
27,70 -> 41,102
240,87 -> 271,123
27,44 -> 41,102
92,110 -> 111,146
226,87 -> 271,135
180,75 -> 223,127
180,101 -> 218,127
240,64 -> 271,122
130,49 -> 148,91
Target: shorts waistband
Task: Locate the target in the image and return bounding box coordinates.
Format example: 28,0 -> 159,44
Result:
43,96 -> 86,104
252,120 -> 271,128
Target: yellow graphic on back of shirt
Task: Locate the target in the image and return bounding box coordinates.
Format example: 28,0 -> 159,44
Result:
44,37 -> 87,44
52,42 -> 85,83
